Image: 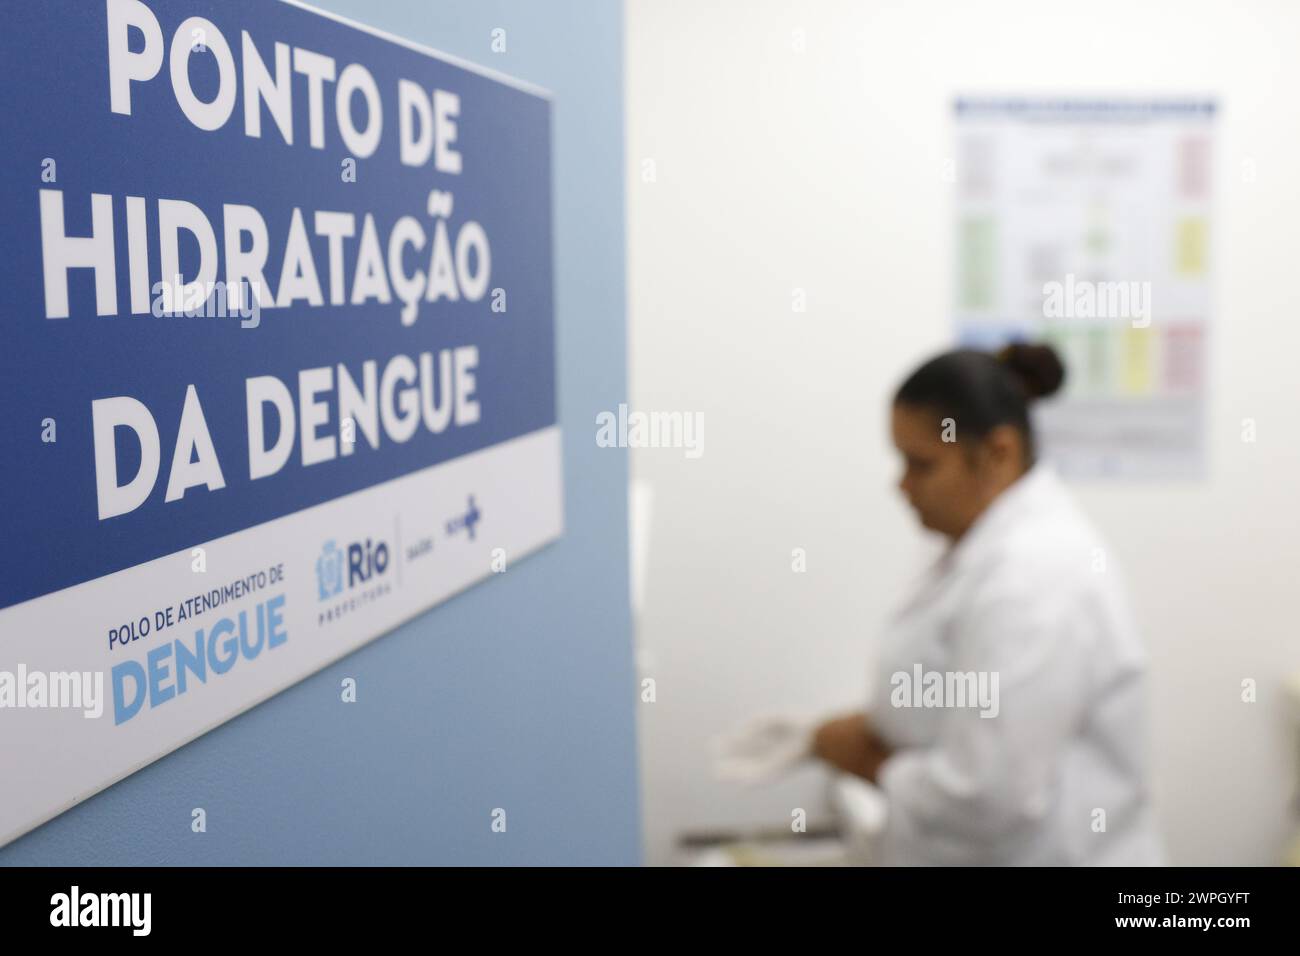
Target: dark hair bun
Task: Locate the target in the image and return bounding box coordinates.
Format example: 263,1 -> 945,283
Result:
997,343 -> 1065,399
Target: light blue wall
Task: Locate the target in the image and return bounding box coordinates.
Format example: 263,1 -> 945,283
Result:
0,0 -> 638,866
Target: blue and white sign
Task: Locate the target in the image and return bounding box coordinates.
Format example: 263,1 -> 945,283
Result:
0,0 -> 561,846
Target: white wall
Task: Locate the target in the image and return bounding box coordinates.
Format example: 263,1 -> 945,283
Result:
627,0 -> 1300,865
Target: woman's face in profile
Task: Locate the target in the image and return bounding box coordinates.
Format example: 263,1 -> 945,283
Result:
890,402 -> 986,540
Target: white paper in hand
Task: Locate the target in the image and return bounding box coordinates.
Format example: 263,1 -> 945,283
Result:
712,715 -> 815,785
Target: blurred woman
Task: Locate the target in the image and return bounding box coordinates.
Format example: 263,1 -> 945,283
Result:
812,344 -> 1163,865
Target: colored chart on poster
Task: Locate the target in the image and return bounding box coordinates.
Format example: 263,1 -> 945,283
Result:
953,98 -> 1214,478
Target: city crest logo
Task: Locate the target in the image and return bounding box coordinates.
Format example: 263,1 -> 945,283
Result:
316,540 -> 344,601
315,535 -> 393,624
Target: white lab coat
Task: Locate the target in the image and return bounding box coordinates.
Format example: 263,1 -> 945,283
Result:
868,462 -> 1165,866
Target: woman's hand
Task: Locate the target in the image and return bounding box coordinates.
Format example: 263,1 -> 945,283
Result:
811,711 -> 894,783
